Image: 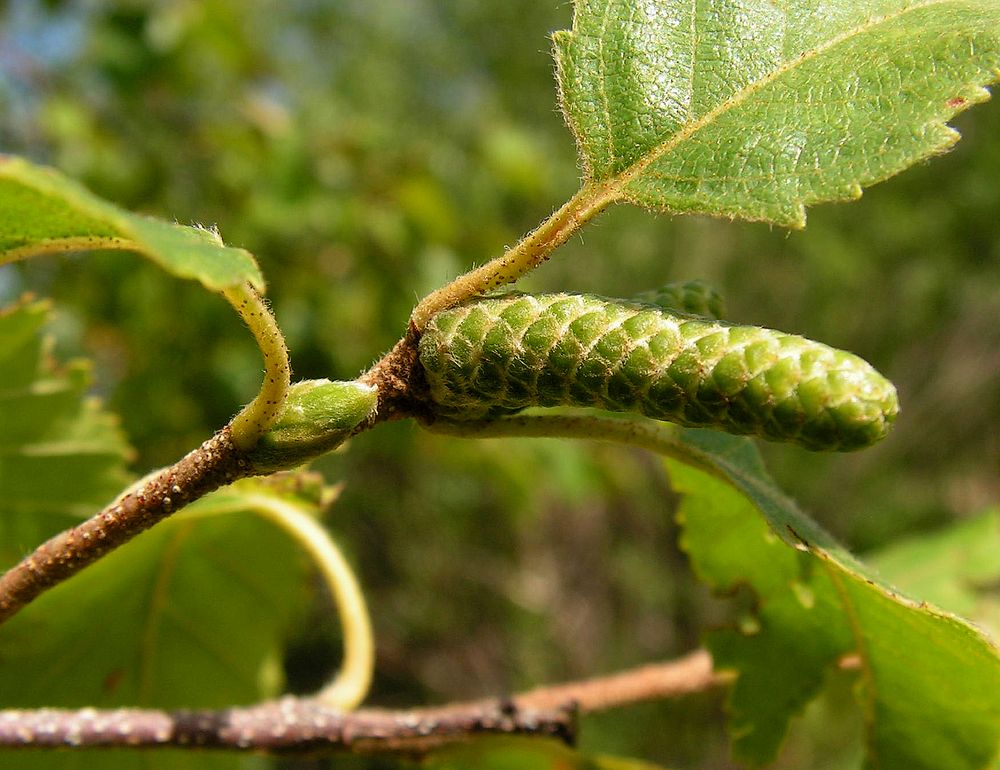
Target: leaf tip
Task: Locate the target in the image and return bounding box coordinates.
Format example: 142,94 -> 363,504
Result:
783,206 -> 808,230
550,28 -> 572,49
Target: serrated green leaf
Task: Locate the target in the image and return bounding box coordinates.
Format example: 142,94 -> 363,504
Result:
0,302 -> 317,769
0,156 -> 264,291
825,554 -> 1000,770
0,299 -> 134,563
667,430 -> 1000,769
672,452 -> 854,763
554,0 -> 1000,226
869,508 -> 1000,633
0,479 -> 313,709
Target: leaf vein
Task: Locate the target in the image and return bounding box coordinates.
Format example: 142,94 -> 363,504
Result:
612,0 -> 971,193
598,0 -> 617,175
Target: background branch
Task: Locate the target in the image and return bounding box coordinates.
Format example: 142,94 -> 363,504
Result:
516,649 -> 728,713
0,651 -> 725,755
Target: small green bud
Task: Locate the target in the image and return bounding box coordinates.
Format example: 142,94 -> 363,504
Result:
247,380 -> 378,472
633,280 -> 725,320
418,293 -> 899,451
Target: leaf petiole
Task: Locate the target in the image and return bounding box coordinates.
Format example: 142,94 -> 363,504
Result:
409,181 -> 618,330
223,283 -> 292,449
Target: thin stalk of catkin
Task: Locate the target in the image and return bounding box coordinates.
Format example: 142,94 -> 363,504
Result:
223,283 -> 291,449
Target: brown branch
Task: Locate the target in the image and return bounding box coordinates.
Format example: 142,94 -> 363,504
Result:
0,428 -> 253,624
0,698 -> 574,755
0,651 -> 726,755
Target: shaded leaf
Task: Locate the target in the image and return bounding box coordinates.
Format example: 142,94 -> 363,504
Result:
0,298 -> 134,565
0,300 -> 322,768
675,459 -> 852,762
424,736 -> 672,770
0,478 -> 321,770
0,478 -> 316,709
0,156 -> 264,291
825,554 -> 1000,770
668,430 -> 1000,769
554,0 -> 1000,225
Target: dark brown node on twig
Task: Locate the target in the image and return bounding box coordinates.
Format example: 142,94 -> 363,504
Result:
359,322 -> 435,425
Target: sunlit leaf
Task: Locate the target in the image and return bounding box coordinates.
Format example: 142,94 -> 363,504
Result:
0,156 -> 264,291
554,0 -> 1000,225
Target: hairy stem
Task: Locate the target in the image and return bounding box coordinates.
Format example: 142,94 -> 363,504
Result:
363,185 -> 617,421
223,282 -> 291,449
0,276 -> 292,621
249,494 -> 374,711
0,429 -> 252,625
409,182 -> 617,331
0,651 -> 724,754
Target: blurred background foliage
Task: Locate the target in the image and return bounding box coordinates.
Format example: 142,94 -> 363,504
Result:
0,1 -> 997,768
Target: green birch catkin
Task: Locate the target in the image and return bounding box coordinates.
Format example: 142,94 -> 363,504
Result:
418,292 -> 899,451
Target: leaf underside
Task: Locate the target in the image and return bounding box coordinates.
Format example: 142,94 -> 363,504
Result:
0,482 -> 312,712
0,156 -> 264,291
555,0 -> 1000,226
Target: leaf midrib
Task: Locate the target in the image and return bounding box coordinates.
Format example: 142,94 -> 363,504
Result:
602,0 -> 958,196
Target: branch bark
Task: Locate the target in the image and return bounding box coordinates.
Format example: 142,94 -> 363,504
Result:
0,428 -> 253,624
0,651 -> 726,755
0,699 -> 575,755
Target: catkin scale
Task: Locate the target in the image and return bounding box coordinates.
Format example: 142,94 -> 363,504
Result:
633,280 -> 725,319
418,292 -> 899,451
